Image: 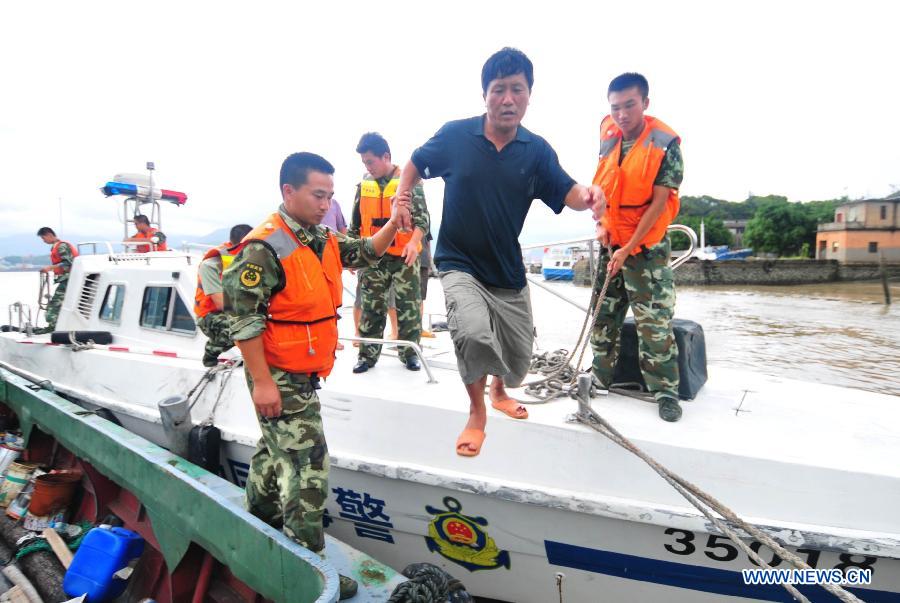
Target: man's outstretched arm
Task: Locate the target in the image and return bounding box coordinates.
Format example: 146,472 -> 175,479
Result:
565,183 -> 606,221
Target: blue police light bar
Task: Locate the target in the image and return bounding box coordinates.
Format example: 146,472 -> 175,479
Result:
100,181 -> 188,205
101,181 -> 139,196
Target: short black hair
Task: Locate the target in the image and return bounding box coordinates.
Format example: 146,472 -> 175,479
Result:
279,152 -> 335,191
229,224 -> 252,246
481,47 -> 534,94
134,215 -> 150,226
608,72 -> 649,99
356,132 -> 391,158
36,227 -> 55,237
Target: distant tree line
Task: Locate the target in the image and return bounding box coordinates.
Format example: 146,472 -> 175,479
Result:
670,194 -> 844,257
1,255 -> 50,265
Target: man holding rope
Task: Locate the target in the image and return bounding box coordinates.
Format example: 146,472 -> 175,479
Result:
394,48 -> 604,456
590,72 -> 684,422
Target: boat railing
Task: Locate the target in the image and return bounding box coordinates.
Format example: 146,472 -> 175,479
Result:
75,241 -> 198,265
668,224 -> 699,269
337,336 -> 438,384
179,242 -> 215,253
76,241 -> 170,255
77,241 -> 117,255
521,225 -> 698,313
522,224 -> 698,269
7,302 -> 33,332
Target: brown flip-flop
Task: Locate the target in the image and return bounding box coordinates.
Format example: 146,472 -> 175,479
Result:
491,398 -> 529,419
456,429 -> 486,457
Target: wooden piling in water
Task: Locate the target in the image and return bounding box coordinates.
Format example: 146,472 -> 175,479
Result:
880,252 -> 892,305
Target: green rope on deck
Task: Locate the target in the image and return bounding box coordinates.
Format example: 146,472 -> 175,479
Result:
15,521 -> 93,561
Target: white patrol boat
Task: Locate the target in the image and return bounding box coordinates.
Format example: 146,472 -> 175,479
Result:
540,245 -> 587,281
1,170 -> 898,603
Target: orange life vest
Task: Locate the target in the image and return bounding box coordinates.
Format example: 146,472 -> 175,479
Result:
239,213 -> 343,376
133,227 -> 168,253
194,242 -> 238,319
50,241 -> 78,276
358,168 -> 419,256
592,115 -> 680,254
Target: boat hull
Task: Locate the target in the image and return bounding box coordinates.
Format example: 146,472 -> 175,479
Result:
541,268 -> 574,281
96,405 -> 900,603
2,338 -> 899,602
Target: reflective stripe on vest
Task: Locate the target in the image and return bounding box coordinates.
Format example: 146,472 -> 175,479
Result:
238,213 -> 343,376
194,243 -> 237,318
593,115 -> 680,254
50,241 -> 78,276
359,171 -> 418,256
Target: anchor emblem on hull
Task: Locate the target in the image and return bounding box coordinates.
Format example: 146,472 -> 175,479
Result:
424,496 -> 511,572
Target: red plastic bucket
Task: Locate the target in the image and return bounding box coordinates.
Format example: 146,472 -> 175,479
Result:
28,471 -> 82,517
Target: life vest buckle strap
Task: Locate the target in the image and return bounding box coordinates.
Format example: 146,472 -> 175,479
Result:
266,314 -> 337,326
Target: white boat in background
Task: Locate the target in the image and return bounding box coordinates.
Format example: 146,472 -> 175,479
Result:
541,246 -> 586,280
1,176 -> 899,603
695,245 -> 754,261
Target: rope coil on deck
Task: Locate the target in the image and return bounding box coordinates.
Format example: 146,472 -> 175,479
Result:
387,563 -> 472,603
522,250 -> 613,402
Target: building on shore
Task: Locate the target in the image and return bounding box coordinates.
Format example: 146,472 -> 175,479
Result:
722,219 -> 748,247
816,193 -> 900,262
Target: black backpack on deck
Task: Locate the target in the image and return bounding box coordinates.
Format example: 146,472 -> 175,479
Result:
611,317 -> 708,400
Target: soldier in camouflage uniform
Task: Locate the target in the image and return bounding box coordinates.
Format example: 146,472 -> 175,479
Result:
35,227 -> 76,334
590,73 -> 685,422
349,133 -> 430,373
195,224 -> 252,367
223,152 -> 408,600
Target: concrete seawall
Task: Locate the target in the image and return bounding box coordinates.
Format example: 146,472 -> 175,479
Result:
572,258 -> 900,286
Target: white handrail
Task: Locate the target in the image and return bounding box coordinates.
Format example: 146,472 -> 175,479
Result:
75,241 -> 178,254
7,303 -> 33,332
668,224 -> 698,269
522,225 -> 699,313
180,242 -> 215,252
521,224 -> 698,268
76,241 -> 116,255
520,237 -> 598,251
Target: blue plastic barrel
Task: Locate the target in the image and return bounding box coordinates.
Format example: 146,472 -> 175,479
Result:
63,527 -> 145,601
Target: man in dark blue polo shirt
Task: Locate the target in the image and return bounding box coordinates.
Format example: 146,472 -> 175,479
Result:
394,47 -> 604,457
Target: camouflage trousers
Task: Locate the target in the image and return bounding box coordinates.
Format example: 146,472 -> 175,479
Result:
358,254 -> 421,364
590,238 -> 680,401
244,368 -> 329,553
197,312 -> 234,363
43,277 -> 68,331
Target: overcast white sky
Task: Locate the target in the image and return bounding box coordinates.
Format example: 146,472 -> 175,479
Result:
1,0 -> 898,243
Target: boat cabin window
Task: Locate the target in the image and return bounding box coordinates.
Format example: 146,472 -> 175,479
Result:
140,286 -> 196,335
98,284 -> 126,323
